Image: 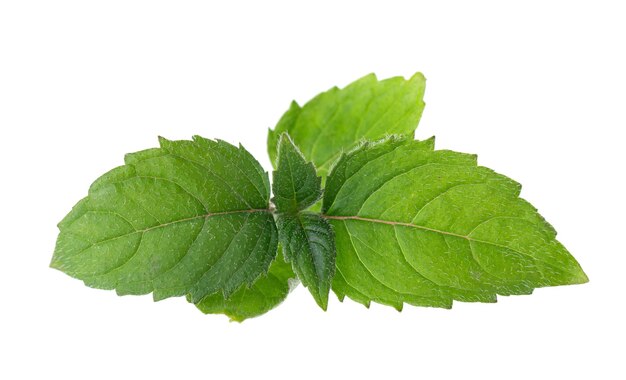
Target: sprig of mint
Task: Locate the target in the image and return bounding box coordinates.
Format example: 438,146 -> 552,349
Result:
51,73 -> 588,321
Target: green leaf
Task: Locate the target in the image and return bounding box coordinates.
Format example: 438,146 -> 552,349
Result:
271,132 -> 336,309
272,133 -> 322,213
322,136 -> 588,310
51,136 -> 278,303
276,213 -> 335,310
193,252 -> 296,322
267,73 -> 427,179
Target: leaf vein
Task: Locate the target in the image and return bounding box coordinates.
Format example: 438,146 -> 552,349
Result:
191,213 -> 253,300
165,152 -> 252,209
67,209 -> 268,261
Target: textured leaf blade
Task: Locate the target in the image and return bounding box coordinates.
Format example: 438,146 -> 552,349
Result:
271,133 -> 335,309
193,252 -> 296,322
267,73 -> 426,178
51,136 -> 278,303
277,213 -> 335,310
322,136 -> 588,309
272,133 -> 322,213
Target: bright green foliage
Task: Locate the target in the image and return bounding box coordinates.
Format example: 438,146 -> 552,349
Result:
272,133 -> 336,309
323,136 -> 588,310
272,133 -> 322,213
52,73 -> 588,321
193,252 -> 296,322
51,136 -> 278,303
267,73 -> 426,179
277,213 -> 335,310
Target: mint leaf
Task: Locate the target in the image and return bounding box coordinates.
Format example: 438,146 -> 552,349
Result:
277,213 -> 335,310
272,133 -> 322,213
267,73 -> 426,179
51,136 -> 278,303
193,252 -> 296,322
272,132 -> 335,309
322,136 -> 588,309
51,72 -> 588,320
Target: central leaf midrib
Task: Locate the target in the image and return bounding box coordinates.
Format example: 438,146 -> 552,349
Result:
323,214 -> 471,239
134,208 -> 269,233
321,214 -> 530,255
323,214 -> 548,289
325,214 -> 577,283
81,208 -> 270,249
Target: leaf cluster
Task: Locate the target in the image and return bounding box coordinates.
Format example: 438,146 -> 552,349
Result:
51,73 -> 587,321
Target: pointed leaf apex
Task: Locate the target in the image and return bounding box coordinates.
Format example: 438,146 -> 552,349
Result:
410,71 -> 426,81
157,135 -> 169,147
272,133 -> 323,213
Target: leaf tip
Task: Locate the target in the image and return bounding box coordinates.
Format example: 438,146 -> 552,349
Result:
49,255 -> 61,270
191,135 -> 208,144
409,71 -> 426,83
276,131 -> 291,146
335,293 -> 345,303
315,294 -> 329,312
361,72 -> 378,82
423,135 -> 436,149
571,268 -> 590,285
157,135 -> 169,147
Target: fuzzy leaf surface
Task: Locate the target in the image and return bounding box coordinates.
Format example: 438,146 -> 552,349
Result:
267,73 -> 426,179
277,213 -> 335,310
322,137 -> 588,310
271,133 -> 335,309
51,136 -> 278,303
193,252 -> 296,322
272,133 -> 322,213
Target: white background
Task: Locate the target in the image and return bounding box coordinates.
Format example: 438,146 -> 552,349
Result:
1,1 -> 624,379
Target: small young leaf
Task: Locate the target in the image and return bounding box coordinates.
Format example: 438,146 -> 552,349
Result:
272,132 -> 336,309
277,213 -> 335,310
322,136 -> 588,310
267,73 -> 426,178
193,252 -> 296,322
51,136 -> 278,303
272,133 -> 322,213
